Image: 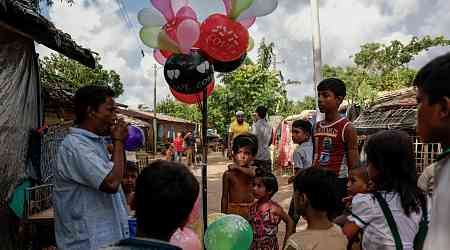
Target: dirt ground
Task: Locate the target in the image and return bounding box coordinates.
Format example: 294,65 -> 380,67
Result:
191,152 -> 298,248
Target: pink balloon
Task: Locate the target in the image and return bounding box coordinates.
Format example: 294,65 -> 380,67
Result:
151,0 -> 175,22
223,0 -> 231,15
171,0 -> 188,15
176,6 -> 198,20
187,193 -> 201,225
153,49 -> 167,65
170,228 -> 201,250
176,19 -> 200,54
239,16 -> 256,29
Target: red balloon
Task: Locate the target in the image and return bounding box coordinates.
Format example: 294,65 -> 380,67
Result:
197,13 -> 249,62
171,81 -> 215,104
160,49 -> 173,58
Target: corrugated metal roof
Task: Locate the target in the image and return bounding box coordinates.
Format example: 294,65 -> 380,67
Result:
116,108 -> 196,125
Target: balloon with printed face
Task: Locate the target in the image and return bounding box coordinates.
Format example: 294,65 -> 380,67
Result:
197,14 -> 249,62
204,214 -> 253,250
164,49 -> 214,94
212,53 -> 246,73
170,81 -> 215,104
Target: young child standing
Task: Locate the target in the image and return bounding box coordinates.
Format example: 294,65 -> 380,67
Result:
221,133 -> 258,220
343,130 -> 425,250
250,171 -> 294,250
122,161 -> 139,214
288,119 -> 314,225
413,53 -> 450,250
313,78 -> 359,215
285,168 -> 348,250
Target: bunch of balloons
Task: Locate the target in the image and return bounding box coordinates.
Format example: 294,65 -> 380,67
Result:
138,0 -> 278,104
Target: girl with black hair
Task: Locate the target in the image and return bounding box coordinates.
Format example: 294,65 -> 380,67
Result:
343,130 -> 426,250
249,170 -> 294,250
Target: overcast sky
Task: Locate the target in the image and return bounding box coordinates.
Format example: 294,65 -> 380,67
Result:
36,0 -> 450,108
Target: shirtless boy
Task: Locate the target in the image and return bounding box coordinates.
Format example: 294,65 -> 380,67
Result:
221,133 -> 258,220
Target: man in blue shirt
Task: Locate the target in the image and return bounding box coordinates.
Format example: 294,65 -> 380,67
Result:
54,85 -> 130,250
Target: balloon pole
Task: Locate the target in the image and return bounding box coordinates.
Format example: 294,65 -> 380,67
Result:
201,87 -> 208,236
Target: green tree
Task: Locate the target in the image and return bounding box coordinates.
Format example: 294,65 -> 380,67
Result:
257,38 -> 275,70
322,35 -> 450,109
40,53 -> 124,96
156,96 -> 201,122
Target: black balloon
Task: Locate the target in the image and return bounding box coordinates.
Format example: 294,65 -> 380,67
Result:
164,50 -> 214,94
212,53 -> 247,73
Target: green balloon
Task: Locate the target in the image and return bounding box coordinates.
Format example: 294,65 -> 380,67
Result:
139,26 -> 161,49
204,214 -> 253,250
229,0 -> 254,20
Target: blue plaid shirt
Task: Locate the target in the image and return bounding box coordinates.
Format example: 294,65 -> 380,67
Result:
54,128 -> 129,250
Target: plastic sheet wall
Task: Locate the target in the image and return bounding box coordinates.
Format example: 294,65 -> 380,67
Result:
0,25 -> 39,210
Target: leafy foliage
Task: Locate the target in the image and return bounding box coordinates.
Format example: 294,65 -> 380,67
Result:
156,96 -> 201,122
39,53 -> 124,96
322,35 -> 450,109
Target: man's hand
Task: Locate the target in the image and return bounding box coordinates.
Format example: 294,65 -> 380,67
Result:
342,195 -> 353,207
111,118 -> 128,141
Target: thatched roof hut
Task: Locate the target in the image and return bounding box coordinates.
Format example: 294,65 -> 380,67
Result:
353,87 -> 417,134
353,87 -> 442,174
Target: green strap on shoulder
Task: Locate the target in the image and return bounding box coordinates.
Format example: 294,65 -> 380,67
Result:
373,192 -> 404,250
436,148 -> 450,162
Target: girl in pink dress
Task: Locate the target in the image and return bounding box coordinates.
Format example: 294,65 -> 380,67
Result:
250,171 -> 294,250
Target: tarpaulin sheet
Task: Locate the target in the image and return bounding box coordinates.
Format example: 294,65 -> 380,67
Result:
0,25 -> 39,208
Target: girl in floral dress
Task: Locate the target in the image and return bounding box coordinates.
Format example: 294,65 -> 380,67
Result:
250,171 -> 294,250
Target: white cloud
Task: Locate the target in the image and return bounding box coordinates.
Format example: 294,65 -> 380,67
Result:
36,0 -> 450,104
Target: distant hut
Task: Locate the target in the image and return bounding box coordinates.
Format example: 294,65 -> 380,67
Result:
353,87 -> 442,173
0,0 -> 95,248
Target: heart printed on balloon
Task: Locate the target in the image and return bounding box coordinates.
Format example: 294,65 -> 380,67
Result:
197,13 -> 249,62
164,49 -> 214,94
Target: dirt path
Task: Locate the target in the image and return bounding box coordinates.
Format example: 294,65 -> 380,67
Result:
191,152 -> 295,248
